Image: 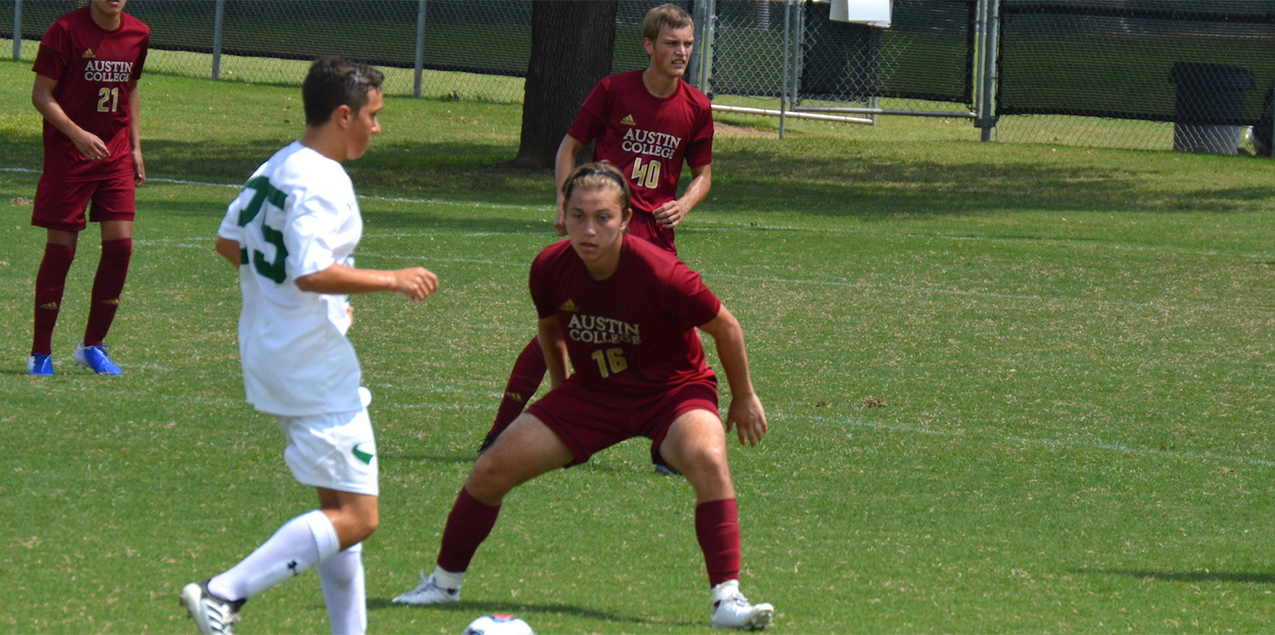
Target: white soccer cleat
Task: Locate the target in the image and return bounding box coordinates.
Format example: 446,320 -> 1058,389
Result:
710,587 -> 774,630
392,572 -> 461,605
180,581 -> 243,635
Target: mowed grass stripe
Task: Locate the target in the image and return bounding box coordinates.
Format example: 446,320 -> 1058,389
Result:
4,61 -> 1275,634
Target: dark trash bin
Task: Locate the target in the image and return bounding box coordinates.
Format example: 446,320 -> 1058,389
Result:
1169,63 -> 1256,155
1249,81 -> 1275,157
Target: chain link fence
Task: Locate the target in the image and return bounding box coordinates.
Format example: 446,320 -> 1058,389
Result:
5,0 -> 1274,152
1,0 -> 681,103
995,0 -> 1275,153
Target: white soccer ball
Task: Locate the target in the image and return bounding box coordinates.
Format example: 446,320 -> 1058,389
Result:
461,614 -> 534,635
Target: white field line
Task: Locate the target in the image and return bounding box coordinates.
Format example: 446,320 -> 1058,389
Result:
133,243 -> 1273,314
7,166 -> 1275,260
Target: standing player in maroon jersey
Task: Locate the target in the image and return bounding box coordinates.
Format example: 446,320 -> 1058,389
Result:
26,0 -> 149,376
480,4 -> 714,464
394,164 -> 774,630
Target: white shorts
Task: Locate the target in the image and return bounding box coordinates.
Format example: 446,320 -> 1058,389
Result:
276,405 -> 378,497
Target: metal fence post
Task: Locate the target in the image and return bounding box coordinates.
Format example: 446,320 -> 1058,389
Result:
976,0 -> 1000,142
414,0 -> 427,98
13,0 -> 22,61
211,0 -> 225,79
688,0 -> 705,93
706,0 -> 717,93
781,0 -> 792,138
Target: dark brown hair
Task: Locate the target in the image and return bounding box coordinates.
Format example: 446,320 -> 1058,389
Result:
302,57 -> 384,126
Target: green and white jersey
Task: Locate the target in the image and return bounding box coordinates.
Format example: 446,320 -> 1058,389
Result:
217,141 -> 363,416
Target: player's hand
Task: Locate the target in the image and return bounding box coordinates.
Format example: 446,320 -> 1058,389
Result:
553,205 -> 568,236
72,130 -> 110,161
724,392 -> 767,446
652,200 -> 689,229
390,267 -> 439,302
132,148 -> 146,186
347,305 -> 355,325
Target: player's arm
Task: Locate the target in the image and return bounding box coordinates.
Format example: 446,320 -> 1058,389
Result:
215,237 -> 241,266
31,73 -> 109,161
697,304 -> 767,446
128,82 -> 144,185
653,163 -> 711,229
538,314 -> 570,389
553,134 -> 587,235
294,263 -> 438,301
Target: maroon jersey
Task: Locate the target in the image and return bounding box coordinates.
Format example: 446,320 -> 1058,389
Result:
567,70 -> 714,246
33,7 -> 149,182
530,235 -> 722,396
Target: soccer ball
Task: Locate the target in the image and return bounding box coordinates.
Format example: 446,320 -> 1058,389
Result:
461,614 -> 534,635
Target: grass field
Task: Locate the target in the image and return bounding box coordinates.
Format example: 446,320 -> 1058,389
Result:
3,57 -> 1275,634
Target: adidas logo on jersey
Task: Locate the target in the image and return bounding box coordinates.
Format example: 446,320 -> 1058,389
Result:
559,299 -> 578,312
620,114 -> 636,126
81,48 -> 95,59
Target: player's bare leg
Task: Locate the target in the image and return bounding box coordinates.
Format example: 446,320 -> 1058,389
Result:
394,414 -> 572,606
661,409 -> 774,630
468,413 -> 574,505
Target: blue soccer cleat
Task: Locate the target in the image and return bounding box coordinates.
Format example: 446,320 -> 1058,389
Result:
27,354 -> 53,376
73,341 -> 122,375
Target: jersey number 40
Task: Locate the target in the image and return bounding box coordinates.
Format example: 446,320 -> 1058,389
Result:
631,158 -> 661,189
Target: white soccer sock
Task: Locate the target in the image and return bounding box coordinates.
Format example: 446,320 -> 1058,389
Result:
319,542 -> 366,635
431,565 -> 464,591
209,510 -> 341,601
711,579 -> 741,603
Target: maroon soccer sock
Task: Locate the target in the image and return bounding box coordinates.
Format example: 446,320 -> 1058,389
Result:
436,487 -> 502,574
83,237 -> 132,346
31,243 -> 77,356
696,498 -> 742,587
485,337 -> 548,438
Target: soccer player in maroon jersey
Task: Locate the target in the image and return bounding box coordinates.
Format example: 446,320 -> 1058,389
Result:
481,4 -> 714,466
26,0 -> 149,376
393,164 -> 775,631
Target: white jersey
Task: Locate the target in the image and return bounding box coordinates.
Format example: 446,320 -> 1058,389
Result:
217,141 -> 363,416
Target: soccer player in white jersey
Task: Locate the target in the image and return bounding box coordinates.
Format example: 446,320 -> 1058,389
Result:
180,57 -> 439,635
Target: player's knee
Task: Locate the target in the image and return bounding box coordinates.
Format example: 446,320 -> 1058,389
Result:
348,514 -> 378,544
467,456 -> 517,504
681,442 -> 728,473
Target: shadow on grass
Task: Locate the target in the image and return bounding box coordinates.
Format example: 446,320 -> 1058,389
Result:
5,130 -> 1271,220
381,454 -> 475,466
382,453 -> 630,475
1079,568 -> 1275,584
368,598 -> 679,626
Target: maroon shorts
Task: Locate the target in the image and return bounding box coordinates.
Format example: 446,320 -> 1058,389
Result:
526,376 -> 718,466
627,210 -> 677,255
32,171 -> 136,232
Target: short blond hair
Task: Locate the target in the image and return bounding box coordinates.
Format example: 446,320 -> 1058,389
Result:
643,3 -> 694,42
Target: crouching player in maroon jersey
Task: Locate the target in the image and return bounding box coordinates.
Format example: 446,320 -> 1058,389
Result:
26,0 -> 149,376
394,164 -> 775,630
480,5 -> 714,476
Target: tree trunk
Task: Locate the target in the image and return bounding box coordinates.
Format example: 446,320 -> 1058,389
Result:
513,0 -> 618,169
